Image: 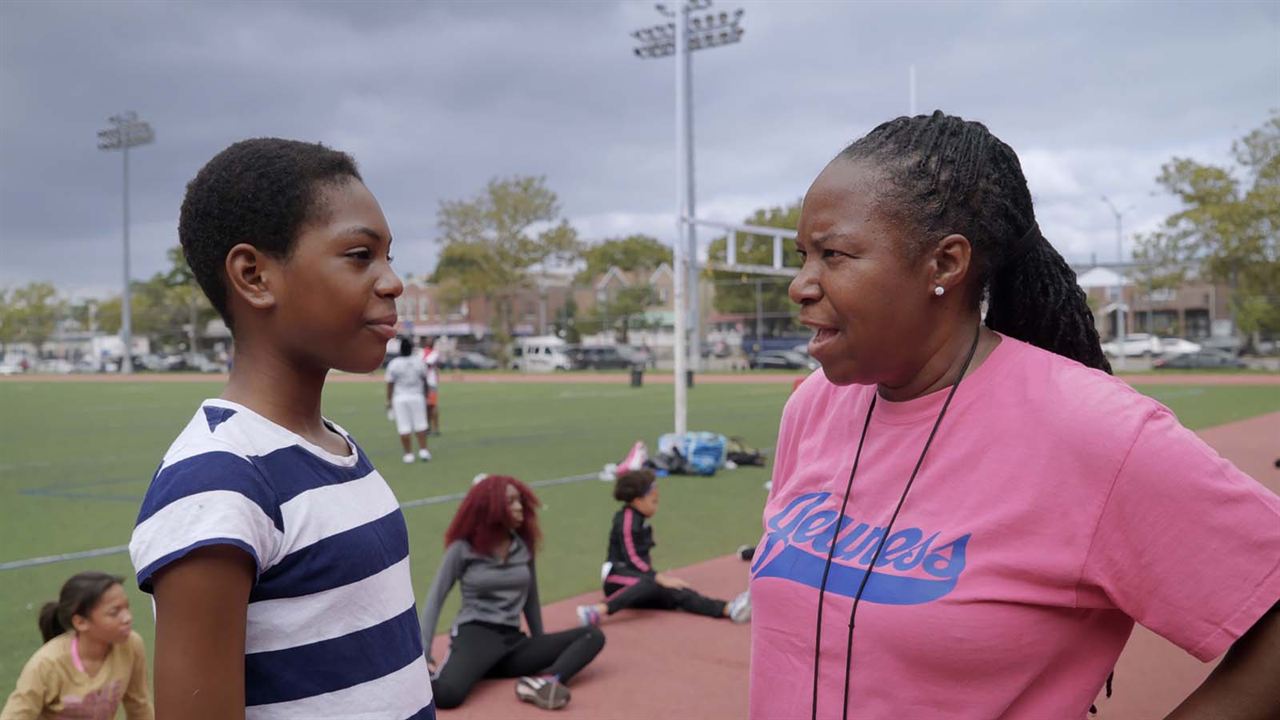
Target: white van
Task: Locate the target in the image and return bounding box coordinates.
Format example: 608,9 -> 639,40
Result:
513,335 -> 573,372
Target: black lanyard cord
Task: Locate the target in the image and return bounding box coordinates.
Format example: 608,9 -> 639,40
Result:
810,393 -> 877,718
810,324 -> 982,720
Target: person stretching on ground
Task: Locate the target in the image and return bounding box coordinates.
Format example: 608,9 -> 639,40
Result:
576,469 -> 751,627
422,475 -> 604,711
2,572 -> 152,719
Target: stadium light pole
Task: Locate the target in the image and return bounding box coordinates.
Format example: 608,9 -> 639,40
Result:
98,112 -> 155,375
633,0 -> 744,434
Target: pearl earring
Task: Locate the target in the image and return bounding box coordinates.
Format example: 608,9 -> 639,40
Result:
933,285 -> 945,297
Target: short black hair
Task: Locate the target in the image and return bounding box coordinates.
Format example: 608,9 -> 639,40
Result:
399,337 -> 413,356
839,111 -> 1111,373
614,469 -> 656,502
178,138 -> 362,325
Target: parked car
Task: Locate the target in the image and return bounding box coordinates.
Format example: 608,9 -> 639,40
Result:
1101,333 -> 1163,358
134,354 -> 168,371
1155,337 -> 1202,356
35,358 -> 74,374
1200,335 -> 1243,356
442,351 -> 498,370
750,350 -> 819,370
571,346 -> 642,370
512,336 -> 573,372
1153,349 -> 1247,370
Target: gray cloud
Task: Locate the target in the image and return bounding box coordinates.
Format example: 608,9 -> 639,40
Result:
1,0 -> 1276,296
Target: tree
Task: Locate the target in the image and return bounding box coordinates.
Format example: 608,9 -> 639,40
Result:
433,176 -> 580,339
1134,114 -> 1280,341
705,201 -> 803,335
1130,237 -> 1189,335
9,282 -> 63,355
552,295 -> 581,344
575,234 -> 673,342
583,284 -> 661,344
94,247 -> 217,352
0,288 -> 15,355
577,234 -> 672,283
95,296 -> 122,335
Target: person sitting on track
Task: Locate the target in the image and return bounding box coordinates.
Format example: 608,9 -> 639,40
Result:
576,469 -> 751,627
422,475 -> 604,711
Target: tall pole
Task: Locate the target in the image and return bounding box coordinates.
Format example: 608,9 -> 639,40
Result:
672,3 -> 689,435
98,112 -> 154,375
685,45 -> 701,372
122,141 -> 132,374
754,278 -> 763,342
1101,195 -> 1129,370
632,2 -> 744,434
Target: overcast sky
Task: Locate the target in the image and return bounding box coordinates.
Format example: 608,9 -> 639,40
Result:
2,0 -> 1277,300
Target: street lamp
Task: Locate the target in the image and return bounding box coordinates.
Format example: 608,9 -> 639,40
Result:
97,112 -> 154,374
632,0 -> 744,434
1100,195 -> 1134,370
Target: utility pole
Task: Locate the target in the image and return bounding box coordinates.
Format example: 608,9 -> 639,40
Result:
97,112 -> 154,374
1101,195 -> 1133,370
632,0 -> 744,433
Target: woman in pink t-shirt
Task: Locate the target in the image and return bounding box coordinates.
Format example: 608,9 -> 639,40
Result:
748,111 -> 1280,719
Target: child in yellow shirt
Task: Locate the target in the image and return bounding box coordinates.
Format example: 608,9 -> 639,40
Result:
1,572 -> 152,720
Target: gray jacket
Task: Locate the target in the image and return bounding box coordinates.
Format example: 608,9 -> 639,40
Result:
420,536 -> 544,658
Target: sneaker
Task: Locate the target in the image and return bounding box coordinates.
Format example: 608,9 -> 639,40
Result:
515,675 -> 570,710
417,449 -> 432,461
575,604 -> 601,627
727,590 -> 751,624
402,453 -> 415,464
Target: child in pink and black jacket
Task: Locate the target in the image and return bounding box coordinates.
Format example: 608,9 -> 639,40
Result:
575,469 -> 750,626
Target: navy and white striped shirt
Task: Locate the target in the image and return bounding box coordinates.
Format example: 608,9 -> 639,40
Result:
129,399 -> 435,719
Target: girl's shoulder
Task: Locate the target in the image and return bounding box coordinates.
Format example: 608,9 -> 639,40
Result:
444,539 -> 475,557
23,633 -> 73,675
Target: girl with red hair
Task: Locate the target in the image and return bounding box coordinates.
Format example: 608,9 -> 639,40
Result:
420,475 -> 604,711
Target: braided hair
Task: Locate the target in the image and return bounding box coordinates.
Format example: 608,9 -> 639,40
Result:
839,111 -> 1111,373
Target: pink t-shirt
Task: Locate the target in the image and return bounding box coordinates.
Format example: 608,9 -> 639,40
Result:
749,335 -> 1280,719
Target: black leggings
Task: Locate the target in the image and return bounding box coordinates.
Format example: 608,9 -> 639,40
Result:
432,621 -> 605,709
603,575 -> 726,618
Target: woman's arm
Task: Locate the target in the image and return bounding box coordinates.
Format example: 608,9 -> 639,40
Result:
151,545 -> 254,720
420,542 -> 465,662
1166,602 -> 1280,719
621,507 -> 655,576
0,653 -> 59,720
523,559 -> 544,637
122,632 -> 154,720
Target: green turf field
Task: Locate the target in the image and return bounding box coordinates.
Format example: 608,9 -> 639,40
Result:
0,377 -> 1277,690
